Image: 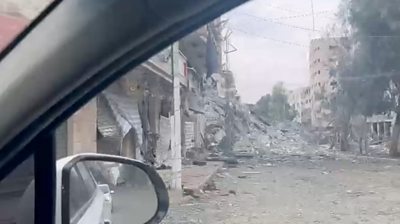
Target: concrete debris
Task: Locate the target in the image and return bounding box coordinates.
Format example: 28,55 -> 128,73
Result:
183,188 -> 201,199
234,151 -> 255,159
201,77 -> 335,160
192,160 -> 207,166
242,171 -> 261,175
203,180 -> 217,191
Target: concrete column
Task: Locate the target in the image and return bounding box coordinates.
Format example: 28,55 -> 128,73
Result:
384,122 -> 389,139
377,122 -> 381,140
370,123 -> 374,139
67,99 -> 97,155
171,44 -> 182,190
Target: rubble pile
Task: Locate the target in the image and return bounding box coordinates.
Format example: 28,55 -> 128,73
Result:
203,84 -> 226,150
203,80 -> 251,151
234,120 -> 322,156
202,77 -> 330,158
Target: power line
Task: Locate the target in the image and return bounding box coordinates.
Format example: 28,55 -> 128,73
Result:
231,27 -> 307,48
235,11 -> 323,32
338,72 -> 397,81
262,2 -> 336,20
363,35 -> 400,38
311,0 -> 315,32
271,10 -> 334,21
262,2 -> 301,13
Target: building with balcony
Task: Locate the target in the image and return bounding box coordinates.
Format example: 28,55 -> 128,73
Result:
288,88 -> 303,123
288,87 -> 312,125
309,37 -> 346,128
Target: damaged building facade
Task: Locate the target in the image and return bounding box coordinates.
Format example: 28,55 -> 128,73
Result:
309,37 -> 345,129
288,87 -> 312,125
303,37 -> 396,143
54,19 -> 225,188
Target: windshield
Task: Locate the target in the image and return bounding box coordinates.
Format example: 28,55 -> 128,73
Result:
0,0 -> 51,52
2,0 -> 400,224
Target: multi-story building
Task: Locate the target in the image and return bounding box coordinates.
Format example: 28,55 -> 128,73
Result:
309,37 -> 346,128
301,87 -> 312,125
288,87 -> 312,125
288,88 -> 302,123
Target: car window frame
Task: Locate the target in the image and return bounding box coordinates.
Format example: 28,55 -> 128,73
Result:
0,1 -> 248,224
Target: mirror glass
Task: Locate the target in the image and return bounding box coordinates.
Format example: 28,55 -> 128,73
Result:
67,160 -> 158,224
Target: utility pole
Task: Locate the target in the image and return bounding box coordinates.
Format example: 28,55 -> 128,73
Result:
221,29 -> 237,154
170,43 -> 182,190
223,29 -> 237,71
311,0 -> 315,32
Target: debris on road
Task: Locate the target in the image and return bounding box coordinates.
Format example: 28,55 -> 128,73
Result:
228,190 -> 236,195
242,171 -> 261,175
192,160 -> 207,166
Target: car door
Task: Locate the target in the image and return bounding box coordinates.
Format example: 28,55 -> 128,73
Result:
0,0 -> 247,224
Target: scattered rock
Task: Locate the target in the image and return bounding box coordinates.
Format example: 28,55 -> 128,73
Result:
242,171 -> 261,174
203,181 -> 217,191
193,160 -> 207,166
183,189 -> 201,199
229,190 -> 237,195
156,164 -> 171,170
216,173 -> 225,178
225,163 -> 238,168
224,158 -> 239,164
234,152 -> 255,159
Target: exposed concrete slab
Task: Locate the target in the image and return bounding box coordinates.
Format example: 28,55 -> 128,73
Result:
181,162 -> 223,191
158,161 -> 223,204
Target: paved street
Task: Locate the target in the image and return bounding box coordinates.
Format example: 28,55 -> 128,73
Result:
162,154 -> 400,224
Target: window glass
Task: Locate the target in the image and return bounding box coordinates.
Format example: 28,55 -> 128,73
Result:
0,156 -> 34,224
75,163 -> 97,192
69,166 -> 95,220
0,0 -> 52,52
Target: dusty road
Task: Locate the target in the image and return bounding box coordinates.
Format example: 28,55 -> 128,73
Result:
162,155 -> 400,224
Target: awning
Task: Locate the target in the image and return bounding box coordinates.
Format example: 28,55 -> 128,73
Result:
104,92 -> 142,144
97,92 -> 143,145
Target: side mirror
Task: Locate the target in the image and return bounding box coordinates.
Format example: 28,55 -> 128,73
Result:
61,154 -> 169,224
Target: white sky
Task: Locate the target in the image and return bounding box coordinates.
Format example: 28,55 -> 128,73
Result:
224,0 -> 341,103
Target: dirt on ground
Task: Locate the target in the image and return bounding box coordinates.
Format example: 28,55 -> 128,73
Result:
162,154 -> 400,224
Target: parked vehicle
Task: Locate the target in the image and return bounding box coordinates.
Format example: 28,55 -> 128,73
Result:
19,156 -> 113,224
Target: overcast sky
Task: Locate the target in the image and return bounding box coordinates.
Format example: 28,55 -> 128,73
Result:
224,0 -> 341,103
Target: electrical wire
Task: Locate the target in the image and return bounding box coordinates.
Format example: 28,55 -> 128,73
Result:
231,26 -> 308,48
262,2 -> 301,13
338,71 -> 397,81
363,35 -> 400,38
271,10 -> 335,21
234,11 -> 323,32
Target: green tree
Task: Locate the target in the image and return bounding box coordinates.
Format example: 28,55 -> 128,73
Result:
338,0 -> 400,156
255,94 -> 272,119
255,82 -> 296,122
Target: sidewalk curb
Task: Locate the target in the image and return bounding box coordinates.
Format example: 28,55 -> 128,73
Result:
179,162 -> 223,204
332,152 -> 400,164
